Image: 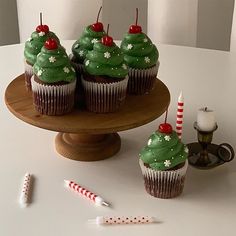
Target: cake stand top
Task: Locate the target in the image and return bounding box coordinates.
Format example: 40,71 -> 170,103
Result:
5,75 -> 170,134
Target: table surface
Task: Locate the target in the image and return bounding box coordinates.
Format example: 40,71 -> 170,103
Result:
1,41 -> 236,236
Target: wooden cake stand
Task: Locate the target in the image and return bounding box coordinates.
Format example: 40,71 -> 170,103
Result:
5,74 -> 170,161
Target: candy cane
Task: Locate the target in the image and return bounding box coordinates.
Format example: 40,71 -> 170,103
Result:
64,180 -> 109,207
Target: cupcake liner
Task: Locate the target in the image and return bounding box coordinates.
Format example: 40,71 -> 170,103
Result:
139,159 -> 188,199
82,76 -> 128,113
24,60 -> 34,91
128,61 -> 160,95
31,75 -> 76,116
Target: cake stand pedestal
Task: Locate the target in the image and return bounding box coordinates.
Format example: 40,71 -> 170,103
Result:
5,74 -> 170,161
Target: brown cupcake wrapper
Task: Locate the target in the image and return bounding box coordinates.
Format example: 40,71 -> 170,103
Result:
139,159 -> 188,199
82,76 -> 128,113
128,61 -> 160,95
31,75 -> 76,116
24,60 -> 34,91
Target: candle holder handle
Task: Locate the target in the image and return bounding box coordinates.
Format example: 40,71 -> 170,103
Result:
217,143 -> 235,163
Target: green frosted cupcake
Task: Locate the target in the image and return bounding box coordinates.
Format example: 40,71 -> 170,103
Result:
32,39 -> 76,116
139,123 -> 188,198
120,11 -> 159,95
24,22 -> 59,91
82,32 -> 128,113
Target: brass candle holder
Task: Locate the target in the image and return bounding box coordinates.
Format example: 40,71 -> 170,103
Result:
187,122 -> 234,169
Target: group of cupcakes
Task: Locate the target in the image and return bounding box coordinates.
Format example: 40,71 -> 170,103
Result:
23,10 -> 188,199
24,8 -> 159,115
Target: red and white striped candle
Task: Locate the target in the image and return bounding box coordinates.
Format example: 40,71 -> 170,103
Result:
176,91 -> 184,139
88,216 -> 157,225
19,173 -> 32,207
64,180 -> 109,207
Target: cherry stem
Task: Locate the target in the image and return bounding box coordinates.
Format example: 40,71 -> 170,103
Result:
40,12 -> 42,26
135,8 -> 139,25
106,24 -> 110,35
164,109 -> 168,124
96,6 -> 102,23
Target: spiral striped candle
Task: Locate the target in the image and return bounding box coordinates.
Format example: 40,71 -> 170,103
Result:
176,91 -> 184,139
19,173 -> 32,207
64,180 -> 109,207
88,216 -> 157,225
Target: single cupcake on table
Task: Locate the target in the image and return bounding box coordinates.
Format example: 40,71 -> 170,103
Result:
32,38 -> 76,116
82,26 -> 129,113
71,7 -> 105,74
139,122 -> 188,198
120,8 -> 159,95
24,13 -> 59,91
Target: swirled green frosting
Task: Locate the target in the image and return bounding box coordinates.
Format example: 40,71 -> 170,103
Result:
84,42 -> 128,78
33,46 -> 76,83
24,31 -> 59,65
120,33 -> 159,69
72,26 -> 105,63
139,130 -> 188,171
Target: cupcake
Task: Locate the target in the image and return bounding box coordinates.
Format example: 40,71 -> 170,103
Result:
120,9 -> 159,95
32,38 -> 76,116
139,122 -> 188,198
82,30 -> 129,113
71,7 -> 105,74
24,19 -> 59,91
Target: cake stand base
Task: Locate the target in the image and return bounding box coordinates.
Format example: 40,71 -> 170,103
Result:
55,133 -> 121,161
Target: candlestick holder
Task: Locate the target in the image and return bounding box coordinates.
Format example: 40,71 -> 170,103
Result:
187,122 -> 234,169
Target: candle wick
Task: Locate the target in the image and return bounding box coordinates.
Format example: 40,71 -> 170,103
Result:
204,107 -> 207,111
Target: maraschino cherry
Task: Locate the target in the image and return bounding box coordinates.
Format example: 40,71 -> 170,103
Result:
129,8 -> 142,34
102,24 -> 113,47
36,13 -> 49,33
44,38 -> 58,50
158,110 -> 173,134
91,6 -> 104,32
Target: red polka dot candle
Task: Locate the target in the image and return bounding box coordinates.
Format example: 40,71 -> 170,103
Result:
176,91 -> 184,139
19,173 -> 32,207
64,180 -> 109,207
88,216 -> 158,225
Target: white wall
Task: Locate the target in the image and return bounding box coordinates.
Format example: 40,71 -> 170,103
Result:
0,0 -> 19,45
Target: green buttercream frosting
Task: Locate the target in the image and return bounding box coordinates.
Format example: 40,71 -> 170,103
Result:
120,33 -> 159,69
139,130 -> 188,171
72,26 -> 105,63
84,42 -> 128,78
33,46 -> 76,83
24,31 -> 59,65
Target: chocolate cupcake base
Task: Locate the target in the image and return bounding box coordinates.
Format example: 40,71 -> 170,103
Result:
24,60 -> 34,91
82,76 -> 128,113
139,159 -> 188,199
31,76 -> 76,116
128,62 -> 160,95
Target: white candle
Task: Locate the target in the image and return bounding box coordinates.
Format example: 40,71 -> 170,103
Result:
197,107 -> 216,131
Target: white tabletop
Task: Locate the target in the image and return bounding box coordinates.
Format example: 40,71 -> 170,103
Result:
1,41 -> 236,236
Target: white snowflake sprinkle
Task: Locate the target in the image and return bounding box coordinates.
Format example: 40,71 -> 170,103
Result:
63,55 -> 67,58
142,48 -> 145,50
111,68 -> 114,70
85,60 -> 90,66
96,65 -> 99,68
63,67 -> 70,73
74,44 -> 79,49
37,70 -> 43,76
164,160 -> 171,167
49,56 -> 56,63
171,149 -> 174,151
104,52 -> 111,59
71,67 -> 75,72
122,64 -> 128,70
154,159 -> 157,162
144,57 -> 151,63
184,147 -> 189,153
79,50 -> 84,57
164,135 -> 171,141
143,38 -> 148,43
38,31 -> 45,37
91,38 -> 98,44
127,44 -> 133,50
148,139 -> 152,146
